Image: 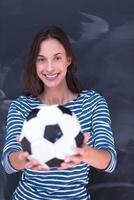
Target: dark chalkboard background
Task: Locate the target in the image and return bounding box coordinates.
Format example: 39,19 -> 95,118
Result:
0,0 -> 134,199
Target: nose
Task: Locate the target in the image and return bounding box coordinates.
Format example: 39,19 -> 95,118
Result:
46,61 -> 54,73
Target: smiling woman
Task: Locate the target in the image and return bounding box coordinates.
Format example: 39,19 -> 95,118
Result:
23,26 -> 80,99
1,25 -> 117,200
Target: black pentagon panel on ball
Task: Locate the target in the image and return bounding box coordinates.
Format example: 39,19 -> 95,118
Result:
21,137 -> 32,154
75,132 -> 84,147
46,158 -> 64,168
58,105 -> 72,116
44,124 -> 63,143
27,108 -> 40,121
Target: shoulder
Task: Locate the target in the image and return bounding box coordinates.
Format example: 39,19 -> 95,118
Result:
80,89 -> 106,102
9,95 -> 40,115
79,89 -> 109,111
10,95 -> 33,107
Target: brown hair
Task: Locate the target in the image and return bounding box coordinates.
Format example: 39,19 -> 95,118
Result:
23,25 -> 81,97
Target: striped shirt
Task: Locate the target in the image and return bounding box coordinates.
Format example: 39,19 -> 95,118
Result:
1,90 -> 117,200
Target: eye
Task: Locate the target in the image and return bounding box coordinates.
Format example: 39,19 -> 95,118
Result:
54,56 -> 62,61
36,57 -> 46,63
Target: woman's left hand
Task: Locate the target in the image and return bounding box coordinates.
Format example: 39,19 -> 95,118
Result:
59,132 -> 90,169
60,131 -> 112,170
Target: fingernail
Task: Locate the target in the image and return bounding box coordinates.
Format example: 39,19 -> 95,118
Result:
65,158 -> 70,162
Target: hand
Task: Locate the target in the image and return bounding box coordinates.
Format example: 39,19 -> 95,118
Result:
9,135 -> 49,171
59,132 -> 90,169
9,150 -> 49,171
24,159 -> 49,171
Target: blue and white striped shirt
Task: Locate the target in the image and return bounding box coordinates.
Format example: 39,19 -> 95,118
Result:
2,90 -> 117,200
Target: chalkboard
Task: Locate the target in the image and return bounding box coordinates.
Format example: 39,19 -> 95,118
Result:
0,0 -> 134,199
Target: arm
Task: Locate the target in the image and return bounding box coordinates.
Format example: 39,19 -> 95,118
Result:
73,142 -> 112,170
1,100 -> 46,173
1,101 -> 24,174
8,151 -> 45,171
90,96 -> 117,172
60,95 -> 117,172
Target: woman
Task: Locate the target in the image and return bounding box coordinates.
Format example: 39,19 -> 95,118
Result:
2,25 -> 117,200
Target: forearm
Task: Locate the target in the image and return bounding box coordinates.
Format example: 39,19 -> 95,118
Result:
84,146 -> 111,170
8,151 -> 49,172
1,150 -> 21,174
8,151 -> 28,171
1,143 -> 23,174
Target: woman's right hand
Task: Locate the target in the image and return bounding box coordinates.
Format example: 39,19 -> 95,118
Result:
9,151 -> 48,171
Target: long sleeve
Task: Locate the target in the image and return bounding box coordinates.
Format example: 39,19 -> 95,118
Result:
1,101 -> 24,174
91,96 -> 117,173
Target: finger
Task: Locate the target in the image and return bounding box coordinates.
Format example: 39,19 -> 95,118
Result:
73,147 -> 85,157
21,152 -> 29,160
65,154 -> 81,165
60,161 -> 75,169
16,135 -> 20,142
32,166 -> 49,171
25,160 -> 39,169
18,151 -> 29,160
83,133 -> 90,144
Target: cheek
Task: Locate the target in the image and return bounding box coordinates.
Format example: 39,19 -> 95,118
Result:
36,65 -> 39,74
36,65 -> 43,78
36,64 -> 43,72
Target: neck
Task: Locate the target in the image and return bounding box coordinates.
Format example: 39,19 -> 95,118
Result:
38,86 -> 78,105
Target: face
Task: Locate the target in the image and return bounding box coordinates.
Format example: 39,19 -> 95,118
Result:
36,38 -> 71,90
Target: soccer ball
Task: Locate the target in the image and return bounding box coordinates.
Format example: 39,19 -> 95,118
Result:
20,104 -> 83,168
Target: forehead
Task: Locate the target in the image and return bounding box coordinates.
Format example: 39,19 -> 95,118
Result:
39,38 -> 66,55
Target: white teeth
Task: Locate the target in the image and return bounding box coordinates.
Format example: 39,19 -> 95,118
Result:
46,74 -> 57,78
45,74 -> 58,80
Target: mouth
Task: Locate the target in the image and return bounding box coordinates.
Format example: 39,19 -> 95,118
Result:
44,73 -> 59,80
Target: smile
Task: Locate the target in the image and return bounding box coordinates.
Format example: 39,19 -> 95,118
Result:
45,73 -> 59,80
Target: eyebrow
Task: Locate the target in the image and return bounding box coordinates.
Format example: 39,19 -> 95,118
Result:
37,53 -> 63,57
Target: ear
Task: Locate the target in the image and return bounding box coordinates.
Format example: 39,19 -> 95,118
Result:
67,57 -> 72,66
